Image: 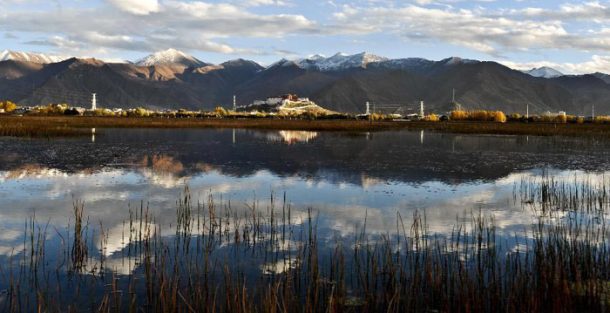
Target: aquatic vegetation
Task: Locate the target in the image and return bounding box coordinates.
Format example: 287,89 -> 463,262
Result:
0,118 -> 89,137
1,173 -> 609,312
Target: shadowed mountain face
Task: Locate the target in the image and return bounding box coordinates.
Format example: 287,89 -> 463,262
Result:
2,54 -> 610,114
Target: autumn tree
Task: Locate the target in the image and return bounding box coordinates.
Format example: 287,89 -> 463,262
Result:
0,100 -> 18,112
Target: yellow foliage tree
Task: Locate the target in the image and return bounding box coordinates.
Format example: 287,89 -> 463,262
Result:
215,106 -> 228,117
424,114 -> 440,122
451,110 -> 507,123
0,100 -> 18,112
493,111 -> 507,123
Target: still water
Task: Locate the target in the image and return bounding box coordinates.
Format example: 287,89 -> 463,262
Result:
1,129 -> 609,255
1,128 -> 610,311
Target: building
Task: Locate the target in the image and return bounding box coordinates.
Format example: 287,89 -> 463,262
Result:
244,94 -> 313,112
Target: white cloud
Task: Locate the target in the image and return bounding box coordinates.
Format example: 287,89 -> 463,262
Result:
241,0 -> 290,6
3,0 -> 610,70
106,0 -> 160,15
0,0 -> 318,57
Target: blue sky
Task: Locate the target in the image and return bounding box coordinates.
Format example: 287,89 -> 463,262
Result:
2,0 -> 610,73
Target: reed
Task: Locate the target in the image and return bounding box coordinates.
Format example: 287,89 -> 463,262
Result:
0,176 -> 609,312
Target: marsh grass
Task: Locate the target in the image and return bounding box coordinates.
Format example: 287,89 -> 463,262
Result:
4,115 -> 610,138
1,175 -> 610,312
0,119 -> 90,137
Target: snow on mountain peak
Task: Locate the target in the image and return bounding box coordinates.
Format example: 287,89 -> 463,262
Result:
135,49 -> 207,67
0,50 -> 65,64
440,57 -> 479,66
526,66 -> 563,79
295,52 -> 389,71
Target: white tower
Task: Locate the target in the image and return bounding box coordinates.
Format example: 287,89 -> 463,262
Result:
91,93 -> 97,111
419,101 -> 425,118
366,101 -> 371,115
233,95 -> 236,111
526,104 -> 529,119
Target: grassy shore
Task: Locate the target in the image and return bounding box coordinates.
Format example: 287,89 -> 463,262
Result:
2,115 -> 610,138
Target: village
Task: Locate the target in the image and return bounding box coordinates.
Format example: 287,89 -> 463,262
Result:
0,92 -> 601,125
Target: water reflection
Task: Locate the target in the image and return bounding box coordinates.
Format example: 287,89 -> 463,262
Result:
259,130 -> 319,144
0,129 -> 609,259
1,129 -> 609,311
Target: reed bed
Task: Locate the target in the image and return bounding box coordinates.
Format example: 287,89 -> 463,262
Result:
1,175 -> 610,312
4,115 -> 610,138
0,118 -> 90,137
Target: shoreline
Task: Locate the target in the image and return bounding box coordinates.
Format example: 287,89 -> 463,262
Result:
2,115 -> 610,138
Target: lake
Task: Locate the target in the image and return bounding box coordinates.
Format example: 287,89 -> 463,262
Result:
1,128 -> 609,311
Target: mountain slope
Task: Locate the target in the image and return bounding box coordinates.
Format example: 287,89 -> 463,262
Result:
0,50 -> 65,64
526,67 -> 564,78
135,49 -> 208,67
2,50 -> 610,114
296,52 -> 388,71
0,56 -> 263,109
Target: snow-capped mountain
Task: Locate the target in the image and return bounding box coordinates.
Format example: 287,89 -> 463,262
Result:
439,57 -> 479,66
525,67 -> 563,79
0,50 -> 65,64
295,52 -> 389,71
268,53 -> 482,72
135,48 -> 207,67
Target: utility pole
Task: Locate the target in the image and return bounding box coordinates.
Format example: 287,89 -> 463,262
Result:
91,93 -> 97,111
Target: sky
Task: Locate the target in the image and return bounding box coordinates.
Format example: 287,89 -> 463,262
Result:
2,0 -> 610,74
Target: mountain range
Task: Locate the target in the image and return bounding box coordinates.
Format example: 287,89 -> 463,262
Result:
1,48 -> 609,115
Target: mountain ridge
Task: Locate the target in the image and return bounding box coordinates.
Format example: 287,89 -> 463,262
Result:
0,50 -> 66,64
526,66 -> 564,79
2,49 -> 610,114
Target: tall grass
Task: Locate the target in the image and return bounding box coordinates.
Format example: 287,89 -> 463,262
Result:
5,115 -> 610,138
1,173 -> 609,312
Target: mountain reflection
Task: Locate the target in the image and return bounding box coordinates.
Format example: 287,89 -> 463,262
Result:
1,129 -> 608,187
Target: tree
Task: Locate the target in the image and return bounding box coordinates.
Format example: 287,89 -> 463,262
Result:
424,114 -> 440,122
0,100 -> 18,112
215,106 -> 228,117
493,111 -> 507,123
